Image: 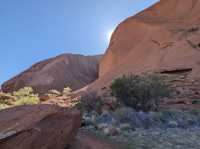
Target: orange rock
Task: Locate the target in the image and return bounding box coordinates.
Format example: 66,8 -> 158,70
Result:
90,0 -> 200,99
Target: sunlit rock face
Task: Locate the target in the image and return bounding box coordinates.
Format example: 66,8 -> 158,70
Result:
90,0 -> 200,99
2,54 -> 102,94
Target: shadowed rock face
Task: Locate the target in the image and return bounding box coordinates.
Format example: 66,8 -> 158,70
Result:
91,0 -> 200,99
2,54 -> 102,94
0,104 -> 81,149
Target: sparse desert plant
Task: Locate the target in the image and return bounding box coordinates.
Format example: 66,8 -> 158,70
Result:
13,87 -> 34,97
0,92 -> 14,100
13,87 -> 40,106
0,92 -> 15,105
0,103 -> 10,110
62,87 -> 72,96
75,91 -> 102,113
13,96 -> 40,106
110,73 -> 172,111
0,87 -> 40,110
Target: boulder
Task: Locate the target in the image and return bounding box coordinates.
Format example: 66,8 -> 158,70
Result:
0,104 -> 81,149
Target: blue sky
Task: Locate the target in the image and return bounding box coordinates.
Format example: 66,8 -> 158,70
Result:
0,0 -> 158,84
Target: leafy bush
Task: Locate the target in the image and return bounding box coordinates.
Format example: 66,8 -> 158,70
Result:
110,73 -> 172,111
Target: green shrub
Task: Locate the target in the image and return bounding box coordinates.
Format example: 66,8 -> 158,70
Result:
13,87 -> 40,106
13,87 -> 34,97
0,87 -> 40,110
110,73 -> 172,111
13,96 -> 40,106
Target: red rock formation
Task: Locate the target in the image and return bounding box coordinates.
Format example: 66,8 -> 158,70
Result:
2,54 -> 101,94
0,104 -> 81,149
91,0 -> 200,99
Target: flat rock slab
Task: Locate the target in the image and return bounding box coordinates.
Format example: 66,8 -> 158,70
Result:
0,104 -> 81,149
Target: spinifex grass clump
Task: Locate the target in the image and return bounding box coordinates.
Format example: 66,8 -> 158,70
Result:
13,87 -> 40,106
111,73 -> 172,111
0,87 -> 40,110
62,87 -> 72,96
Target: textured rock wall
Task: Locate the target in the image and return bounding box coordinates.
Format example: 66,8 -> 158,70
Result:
89,0 -> 200,100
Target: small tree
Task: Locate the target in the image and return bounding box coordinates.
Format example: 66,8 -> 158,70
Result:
110,73 -> 172,111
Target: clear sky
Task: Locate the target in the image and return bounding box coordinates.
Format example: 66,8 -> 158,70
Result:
0,0 -> 158,85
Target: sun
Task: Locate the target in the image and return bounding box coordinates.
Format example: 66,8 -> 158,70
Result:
106,29 -> 114,42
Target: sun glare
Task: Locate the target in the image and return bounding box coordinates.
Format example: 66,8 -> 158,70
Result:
106,29 -> 114,42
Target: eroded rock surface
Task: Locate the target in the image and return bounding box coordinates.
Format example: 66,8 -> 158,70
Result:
0,104 -> 81,149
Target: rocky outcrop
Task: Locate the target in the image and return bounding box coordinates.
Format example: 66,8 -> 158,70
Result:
91,0 -> 200,99
1,54 -> 101,94
0,104 -> 81,149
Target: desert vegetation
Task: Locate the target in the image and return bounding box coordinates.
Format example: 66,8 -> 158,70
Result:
0,74 -> 200,149
110,73 -> 172,111
0,86 -> 74,110
79,73 -> 200,149
0,87 -> 40,110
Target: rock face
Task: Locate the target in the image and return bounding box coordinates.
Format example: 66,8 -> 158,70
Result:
93,0 -> 200,99
0,104 -> 81,149
2,54 -> 101,94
